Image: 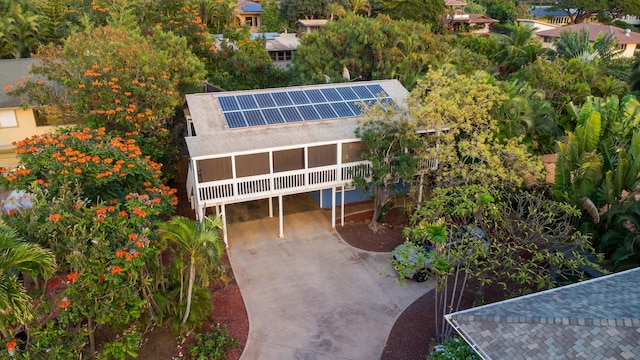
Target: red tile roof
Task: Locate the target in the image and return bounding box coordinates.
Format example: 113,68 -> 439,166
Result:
535,24 -> 640,44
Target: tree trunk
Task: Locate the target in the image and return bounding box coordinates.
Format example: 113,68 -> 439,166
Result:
369,185 -> 389,232
181,260 -> 196,326
88,317 -> 96,359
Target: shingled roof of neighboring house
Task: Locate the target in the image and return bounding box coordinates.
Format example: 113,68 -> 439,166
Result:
536,23 -> 640,44
466,14 -> 499,24
238,1 -> 262,13
446,267 -> 640,360
445,0 -> 467,6
531,6 -> 569,19
0,58 -> 38,108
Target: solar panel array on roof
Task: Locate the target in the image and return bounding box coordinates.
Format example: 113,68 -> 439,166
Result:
219,84 -> 395,128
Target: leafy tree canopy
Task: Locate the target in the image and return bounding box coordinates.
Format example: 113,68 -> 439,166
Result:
410,67 -> 544,188
280,0 -> 333,22
552,0 -> 640,23
292,14 -> 445,87
8,25 -> 205,135
353,103 -> 421,232
377,0 -> 445,29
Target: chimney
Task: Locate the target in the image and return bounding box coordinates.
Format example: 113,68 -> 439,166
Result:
624,28 -> 631,36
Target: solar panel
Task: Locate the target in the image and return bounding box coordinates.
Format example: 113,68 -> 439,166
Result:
237,94 -> 258,109
346,101 -> 363,115
367,84 -> 388,98
262,108 -> 285,124
272,92 -> 293,106
336,87 -> 358,101
255,93 -> 276,108
244,110 -> 265,126
352,86 -> 374,99
225,112 -> 246,128
305,89 -> 326,103
315,104 -> 337,119
331,102 -> 355,117
297,105 -> 320,120
280,106 -> 303,122
289,91 -> 310,105
218,83 -> 398,128
321,88 -> 343,102
379,97 -> 395,107
218,96 -> 239,111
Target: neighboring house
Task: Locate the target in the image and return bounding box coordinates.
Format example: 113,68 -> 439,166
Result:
0,59 -> 56,168
264,33 -> 299,69
235,0 -> 262,31
517,18 -> 561,32
446,267 -> 640,359
183,80 -> 435,245
616,14 -> 640,27
530,6 -> 576,25
444,0 -> 498,34
296,19 -> 328,35
213,32 -> 300,69
535,23 -> 640,58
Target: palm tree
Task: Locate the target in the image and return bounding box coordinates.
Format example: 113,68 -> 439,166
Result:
349,0 -> 370,16
157,216 -> 226,327
0,221 -> 56,331
390,32 -> 431,89
494,24 -> 544,75
0,1 -> 40,58
328,2 -> 346,20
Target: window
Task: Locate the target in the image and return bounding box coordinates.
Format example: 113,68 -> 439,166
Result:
616,43 -> 626,51
342,142 -> 366,163
309,144 -> 337,168
269,51 -> 293,62
244,16 -> 259,27
273,148 -> 304,172
0,110 -> 17,128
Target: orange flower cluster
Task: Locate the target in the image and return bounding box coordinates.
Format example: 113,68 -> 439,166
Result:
66,272 -> 79,282
132,207 -> 147,218
5,338 -> 16,351
49,214 -> 62,222
116,249 -> 140,261
59,297 -> 71,309
84,69 -> 102,77
110,266 -> 122,275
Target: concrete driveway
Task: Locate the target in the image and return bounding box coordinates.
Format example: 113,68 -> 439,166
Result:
227,207 -> 433,360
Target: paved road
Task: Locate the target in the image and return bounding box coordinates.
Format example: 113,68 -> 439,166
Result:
228,209 -> 432,360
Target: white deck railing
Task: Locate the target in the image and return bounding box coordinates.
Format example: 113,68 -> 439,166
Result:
189,161 -> 371,207
187,157 -> 438,209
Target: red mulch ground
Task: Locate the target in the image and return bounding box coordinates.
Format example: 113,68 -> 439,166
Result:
137,198 -> 503,359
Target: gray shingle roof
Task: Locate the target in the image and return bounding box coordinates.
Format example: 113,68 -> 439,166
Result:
0,58 -> 38,108
446,267 -> 640,360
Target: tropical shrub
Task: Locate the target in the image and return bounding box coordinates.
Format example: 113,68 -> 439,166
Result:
0,127 -> 177,358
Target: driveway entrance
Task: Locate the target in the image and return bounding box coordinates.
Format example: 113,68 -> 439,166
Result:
227,198 -> 432,359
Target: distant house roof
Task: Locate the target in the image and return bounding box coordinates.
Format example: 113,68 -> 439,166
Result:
445,0 -> 467,6
296,19 -> 329,27
446,267 -> 640,360
238,1 -> 262,13
517,19 -> 562,31
0,58 -> 38,108
466,14 -> 499,24
531,6 -> 570,19
536,23 -> 640,44
265,33 -> 300,52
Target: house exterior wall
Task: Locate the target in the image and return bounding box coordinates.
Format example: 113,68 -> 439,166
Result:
621,43 -> 637,58
0,108 -> 56,167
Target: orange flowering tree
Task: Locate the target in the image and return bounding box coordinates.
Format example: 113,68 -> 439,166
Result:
8,26 -> 204,134
148,2 -> 218,61
0,127 -> 177,358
